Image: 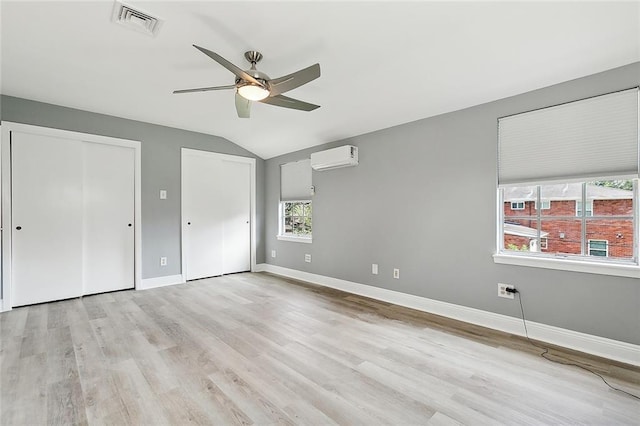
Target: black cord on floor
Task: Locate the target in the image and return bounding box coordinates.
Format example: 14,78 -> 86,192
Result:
515,290 -> 640,401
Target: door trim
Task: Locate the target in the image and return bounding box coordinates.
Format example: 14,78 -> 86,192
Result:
1,122 -> 142,311
180,148 -> 257,282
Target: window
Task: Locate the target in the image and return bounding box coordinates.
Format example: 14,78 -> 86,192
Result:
535,200 -> 551,210
540,237 -> 548,250
499,180 -> 635,262
588,239 -> 608,257
280,201 -> 312,238
279,159 -> 313,242
496,88 -> 639,275
575,200 -> 593,217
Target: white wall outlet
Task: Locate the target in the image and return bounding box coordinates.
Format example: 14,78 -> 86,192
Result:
159,190 -> 167,199
305,254 -> 312,263
498,283 -> 515,299
271,250 -> 277,258
393,268 -> 400,279
372,263 -> 378,275
160,257 -> 167,266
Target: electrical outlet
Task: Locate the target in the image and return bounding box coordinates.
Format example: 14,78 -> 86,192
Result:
271,250 -> 276,258
498,283 -> 515,299
160,257 -> 167,266
305,254 -> 312,263
372,263 -> 378,275
393,268 -> 400,279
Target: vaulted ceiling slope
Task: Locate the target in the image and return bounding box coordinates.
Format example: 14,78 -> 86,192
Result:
1,1 -> 638,159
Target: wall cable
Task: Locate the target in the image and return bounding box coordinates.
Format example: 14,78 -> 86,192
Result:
514,289 -> 640,401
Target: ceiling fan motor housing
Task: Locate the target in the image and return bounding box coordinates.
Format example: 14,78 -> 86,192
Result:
244,51 -> 263,65
236,69 -> 270,91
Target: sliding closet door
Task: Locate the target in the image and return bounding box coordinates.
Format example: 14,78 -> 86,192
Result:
12,132 -> 83,306
182,149 -> 252,281
182,150 -> 224,280
222,160 -> 251,274
82,142 -> 135,295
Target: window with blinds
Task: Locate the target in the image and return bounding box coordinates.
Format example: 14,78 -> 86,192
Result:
497,88 -> 639,267
279,159 -> 313,241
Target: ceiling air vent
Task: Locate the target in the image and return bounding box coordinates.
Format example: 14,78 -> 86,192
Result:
112,1 -> 163,37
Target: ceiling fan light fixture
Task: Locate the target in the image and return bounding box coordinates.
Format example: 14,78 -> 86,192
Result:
237,84 -> 270,101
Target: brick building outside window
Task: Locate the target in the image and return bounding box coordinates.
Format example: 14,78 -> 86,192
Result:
503,182 -> 633,260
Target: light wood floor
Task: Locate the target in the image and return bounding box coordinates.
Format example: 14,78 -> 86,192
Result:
1,272 -> 639,425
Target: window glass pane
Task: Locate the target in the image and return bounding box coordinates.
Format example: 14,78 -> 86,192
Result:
540,219 -> 582,256
291,203 -> 304,216
303,216 -> 312,234
586,181 -> 633,216
503,218 -> 537,253
586,219 -> 633,259
284,202 -> 294,215
292,217 -> 303,234
503,186 -> 536,218
539,183 -> 580,217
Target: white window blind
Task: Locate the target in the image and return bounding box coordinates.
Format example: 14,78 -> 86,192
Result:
280,159 -> 312,201
498,88 -> 639,185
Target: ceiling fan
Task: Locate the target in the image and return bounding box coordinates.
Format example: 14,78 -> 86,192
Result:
174,45 -> 321,118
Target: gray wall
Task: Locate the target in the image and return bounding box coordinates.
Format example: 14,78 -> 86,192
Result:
265,62 -> 640,345
1,96 -> 266,279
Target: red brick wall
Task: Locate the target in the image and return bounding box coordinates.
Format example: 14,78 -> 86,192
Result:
594,199 -> 633,216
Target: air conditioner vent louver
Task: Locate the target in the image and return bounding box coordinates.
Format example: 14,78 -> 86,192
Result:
112,1 -> 163,37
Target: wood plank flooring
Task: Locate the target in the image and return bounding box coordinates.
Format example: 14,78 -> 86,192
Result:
1,272 -> 639,425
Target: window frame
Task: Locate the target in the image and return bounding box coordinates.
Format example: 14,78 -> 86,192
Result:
510,201 -> 525,210
495,179 -> 639,278
277,200 -> 313,243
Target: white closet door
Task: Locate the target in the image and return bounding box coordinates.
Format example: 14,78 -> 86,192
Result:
12,132 -> 83,306
183,151 -> 224,280
222,160 -> 251,274
83,142 -> 135,295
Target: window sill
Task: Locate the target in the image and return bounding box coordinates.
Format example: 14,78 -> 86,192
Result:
277,235 -> 312,244
493,253 -> 640,278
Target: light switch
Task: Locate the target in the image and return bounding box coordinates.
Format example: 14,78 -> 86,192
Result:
160,190 -> 167,199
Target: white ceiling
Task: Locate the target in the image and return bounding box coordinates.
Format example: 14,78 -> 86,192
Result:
1,1 -> 638,159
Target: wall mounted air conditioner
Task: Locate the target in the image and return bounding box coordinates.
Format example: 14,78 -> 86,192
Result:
310,145 -> 358,171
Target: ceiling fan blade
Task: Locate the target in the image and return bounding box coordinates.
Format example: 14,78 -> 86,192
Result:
235,93 -> 251,118
269,64 -> 321,96
173,85 -> 236,94
193,45 -> 263,87
260,94 -> 320,112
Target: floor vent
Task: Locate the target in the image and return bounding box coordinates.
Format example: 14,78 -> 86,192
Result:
112,1 -> 163,37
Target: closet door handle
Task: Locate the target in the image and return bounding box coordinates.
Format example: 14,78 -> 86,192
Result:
128,223 -> 132,227
187,222 -> 191,225
16,226 -> 22,230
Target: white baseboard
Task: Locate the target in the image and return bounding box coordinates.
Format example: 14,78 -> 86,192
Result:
139,274 -> 185,290
257,263 -> 640,367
